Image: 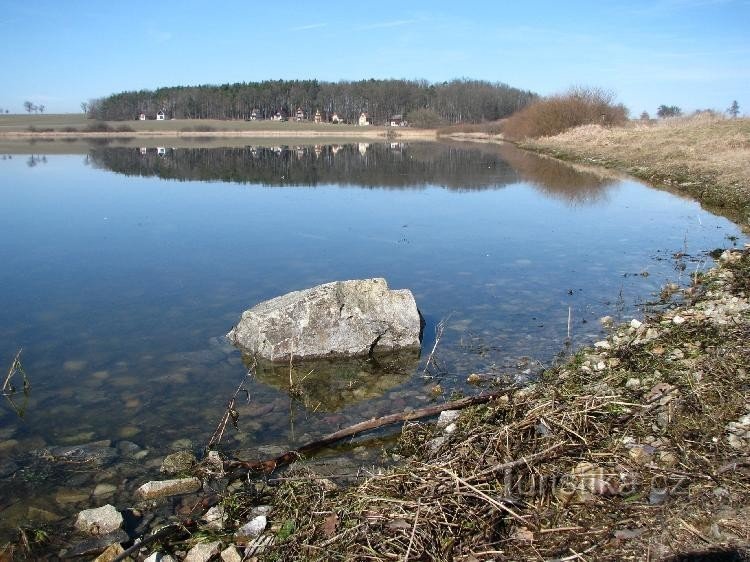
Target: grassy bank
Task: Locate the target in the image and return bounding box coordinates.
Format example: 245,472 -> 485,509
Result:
519,116 -> 750,229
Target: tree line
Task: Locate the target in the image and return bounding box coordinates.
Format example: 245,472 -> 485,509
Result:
86,79 -> 537,124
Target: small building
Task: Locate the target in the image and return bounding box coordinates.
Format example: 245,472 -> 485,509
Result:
250,109 -> 262,121
295,107 -> 305,121
389,114 -> 405,127
138,113 -> 146,121
331,112 -> 343,124
358,112 -> 370,126
157,147 -> 166,155
156,111 -> 166,121
314,109 -> 322,124
271,111 -> 286,121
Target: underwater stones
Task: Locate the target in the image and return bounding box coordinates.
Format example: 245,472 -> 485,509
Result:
74,504 -> 123,535
135,477 -> 202,500
160,450 -> 196,475
41,440 -> 117,466
228,278 -> 423,361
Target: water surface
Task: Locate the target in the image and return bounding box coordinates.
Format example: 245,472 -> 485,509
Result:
0,142 -> 745,537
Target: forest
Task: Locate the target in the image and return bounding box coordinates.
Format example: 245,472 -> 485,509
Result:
87,79 -> 537,124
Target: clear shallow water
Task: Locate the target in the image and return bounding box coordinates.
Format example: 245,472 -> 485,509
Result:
0,143 -> 746,536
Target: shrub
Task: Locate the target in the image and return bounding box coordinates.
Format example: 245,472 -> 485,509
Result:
502,87 -> 628,140
61,126 -> 79,132
85,121 -> 113,132
405,108 -> 446,129
115,125 -> 135,132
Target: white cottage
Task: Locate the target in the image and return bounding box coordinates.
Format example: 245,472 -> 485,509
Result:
358,112 -> 370,126
156,111 -> 166,121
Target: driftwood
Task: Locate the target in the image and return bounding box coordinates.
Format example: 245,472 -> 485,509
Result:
224,389 -> 511,475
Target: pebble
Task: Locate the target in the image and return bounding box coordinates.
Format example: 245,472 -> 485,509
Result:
184,541 -> 221,562
236,515 -> 267,538
672,315 -> 686,325
630,319 -> 643,329
436,410 -> 461,430
221,545 -> 243,562
74,504 -> 123,536
625,378 -> 641,390
93,483 -> 118,497
135,477 -> 202,500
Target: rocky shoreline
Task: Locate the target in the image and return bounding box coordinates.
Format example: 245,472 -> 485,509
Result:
7,248 -> 744,560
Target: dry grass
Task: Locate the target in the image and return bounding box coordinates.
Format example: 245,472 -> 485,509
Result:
522,115 -> 750,227
250,250 -> 750,561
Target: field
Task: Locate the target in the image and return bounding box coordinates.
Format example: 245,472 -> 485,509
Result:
519,115 -> 750,227
0,114 -> 435,141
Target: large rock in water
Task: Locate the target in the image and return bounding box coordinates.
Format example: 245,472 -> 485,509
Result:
227,278 -> 423,361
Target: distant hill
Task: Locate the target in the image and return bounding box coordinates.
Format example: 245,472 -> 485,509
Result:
88,78 -> 537,125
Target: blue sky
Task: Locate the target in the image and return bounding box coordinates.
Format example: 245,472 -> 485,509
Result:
1,0 -> 748,116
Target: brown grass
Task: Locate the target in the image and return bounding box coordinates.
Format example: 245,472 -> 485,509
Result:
502,87 -> 628,140
521,115 -> 750,226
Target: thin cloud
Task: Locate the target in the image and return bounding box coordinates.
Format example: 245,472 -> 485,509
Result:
290,23 -> 328,31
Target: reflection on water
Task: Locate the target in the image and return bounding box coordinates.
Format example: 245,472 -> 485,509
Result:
0,142 -> 746,541
249,349 -> 421,412
88,142 -> 617,199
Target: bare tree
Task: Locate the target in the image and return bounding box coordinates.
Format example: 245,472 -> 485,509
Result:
38,104 -> 45,114
23,101 -> 35,114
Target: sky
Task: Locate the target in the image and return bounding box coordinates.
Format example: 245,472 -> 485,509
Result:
1,0 -> 748,116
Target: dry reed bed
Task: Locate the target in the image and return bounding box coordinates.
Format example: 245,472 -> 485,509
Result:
256,249 -> 750,561
520,116 -> 750,227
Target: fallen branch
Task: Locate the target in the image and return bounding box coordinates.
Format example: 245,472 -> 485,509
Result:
224,389 -> 512,475
2,349 -> 24,394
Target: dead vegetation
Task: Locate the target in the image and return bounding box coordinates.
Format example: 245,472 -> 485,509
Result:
251,250 -> 750,561
501,87 -> 628,141
521,115 -> 750,228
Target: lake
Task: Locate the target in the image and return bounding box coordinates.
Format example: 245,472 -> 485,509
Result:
0,141 -> 745,540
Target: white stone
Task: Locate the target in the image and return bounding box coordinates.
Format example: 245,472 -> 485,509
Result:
599,316 -> 614,326
672,315 -> 686,325
594,340 -> 611,350
184,541 -> 221,562
227,278 -> 422,361
625,378 -> 641,390
236,515 -> 267,538
630,319 -> 643,329
135,477 -> 201,500
443,423 -> 458,434
221,545 -> 243,562
74,504 -> 123,536
202,505 -> 226,530
436,410 -> 461,430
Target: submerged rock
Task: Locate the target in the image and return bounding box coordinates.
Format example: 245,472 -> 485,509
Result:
38,440 -> 117,466
160,450 -> 196,475
228,278 -> 423,361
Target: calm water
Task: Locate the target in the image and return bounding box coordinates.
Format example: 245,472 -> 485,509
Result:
0,142 -> 745,537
